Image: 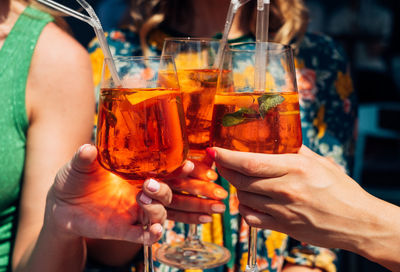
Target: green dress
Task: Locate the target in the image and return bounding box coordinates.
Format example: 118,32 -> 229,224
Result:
0,6 -> 52,271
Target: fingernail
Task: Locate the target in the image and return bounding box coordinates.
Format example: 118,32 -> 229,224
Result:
211,204 -> 226,213
139,193 -> 152,205
78,144 -> 91,153
199,215 -> 212,223
154,224 -> 163,235
184,160 -> 195,172
214,188 -> 228,199
206,170 -> 218,180
206,148 -> 216,160
147,178 -> 160,193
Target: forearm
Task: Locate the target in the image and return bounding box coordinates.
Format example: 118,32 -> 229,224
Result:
283,263 -> 323,272
86,239 -> 142,267
14,224 -> 86,272
350,195 -> 400,271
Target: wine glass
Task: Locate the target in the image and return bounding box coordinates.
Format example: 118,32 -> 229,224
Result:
155,38 -> 231,269
96,56 -> 188,272
211,42 -> 303,272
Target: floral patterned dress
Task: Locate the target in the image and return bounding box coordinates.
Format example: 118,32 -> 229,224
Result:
88,27 -> 357,272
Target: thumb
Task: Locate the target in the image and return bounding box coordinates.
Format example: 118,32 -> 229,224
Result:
70,144 -> 98,174
54,144 -> 98,189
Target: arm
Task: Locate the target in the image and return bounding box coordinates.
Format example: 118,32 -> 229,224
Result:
12,22 -> 94,271
282,264 -> 322,272
211,146 -> 400,271
286,35 -> 357,271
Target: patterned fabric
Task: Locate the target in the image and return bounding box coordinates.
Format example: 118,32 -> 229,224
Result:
88,27 -> 357,272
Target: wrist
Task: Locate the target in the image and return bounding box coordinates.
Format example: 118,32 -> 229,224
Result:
351,194 -> 400,267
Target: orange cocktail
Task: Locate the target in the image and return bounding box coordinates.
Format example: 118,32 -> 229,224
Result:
96,87 -> 188,181
177,69 -> 220,159
211,91 -> 302,154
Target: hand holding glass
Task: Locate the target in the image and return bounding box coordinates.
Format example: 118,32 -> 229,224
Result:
96,56 -> 188,272
156,38 -> 231,269
211,42 -> 302,272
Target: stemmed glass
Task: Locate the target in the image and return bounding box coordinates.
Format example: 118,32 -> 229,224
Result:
96,56 -> 188,272
211,42 -> 303,272
155,38 -> 231,269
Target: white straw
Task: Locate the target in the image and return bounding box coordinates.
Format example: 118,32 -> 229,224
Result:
213,0 -> 251,69
37,0 -> 121,86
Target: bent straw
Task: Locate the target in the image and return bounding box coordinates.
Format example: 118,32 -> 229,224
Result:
37,0 -> 121,86
76,0 -> 121,86
213,0 -> 251,69
254,0 -> 270,91
37,0 -> 92,26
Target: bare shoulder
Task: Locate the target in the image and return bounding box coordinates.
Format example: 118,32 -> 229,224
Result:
27,22 -> 94,121
31,22 -> 92,79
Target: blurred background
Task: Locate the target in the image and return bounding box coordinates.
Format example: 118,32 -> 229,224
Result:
63,0 -> 400,271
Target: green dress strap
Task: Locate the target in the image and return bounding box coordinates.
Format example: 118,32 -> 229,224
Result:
0,6 -> 53,271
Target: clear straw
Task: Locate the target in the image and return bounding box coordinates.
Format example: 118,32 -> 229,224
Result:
37,0 -> 93,25
246,2 -> 270,271
37,0 -> 121,86
213,0 -> 251,69
254,0 -> 270,91
75,0 -> 121,86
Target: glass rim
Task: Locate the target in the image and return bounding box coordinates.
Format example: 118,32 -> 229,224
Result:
104,55 -> 174,62
228,42 -> 292,53
163,37 -> 220,44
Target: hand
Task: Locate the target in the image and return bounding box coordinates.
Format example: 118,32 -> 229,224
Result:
164,156 -> 228,224
45,144 -> 172,245
211,145 -> 379,251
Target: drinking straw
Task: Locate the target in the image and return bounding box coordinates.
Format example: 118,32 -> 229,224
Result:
37,0 -> 121,86
254,0 -> 270,91
37,0 -> 92,25
213,0 -> 251,69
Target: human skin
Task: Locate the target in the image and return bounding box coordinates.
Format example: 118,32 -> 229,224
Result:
3,1 -> 228,270
210,146 -> 400,271
4,1 -> 95,270
85,154 -> 229,267
18,144 -> 172,272
160,2 -> 323,271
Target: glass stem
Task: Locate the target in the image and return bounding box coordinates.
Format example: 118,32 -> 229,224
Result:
143,212 -> 154,272
246,227 -> 258,272
187,224 -> 201,243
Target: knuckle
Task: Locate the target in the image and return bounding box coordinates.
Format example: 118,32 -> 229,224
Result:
240,159 -> 262,176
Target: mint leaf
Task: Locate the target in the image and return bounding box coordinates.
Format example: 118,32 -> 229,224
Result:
258,94 -> 285,118
222,107 -> 258,127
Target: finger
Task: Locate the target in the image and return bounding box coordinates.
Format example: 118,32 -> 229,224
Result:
124,223 -> 164,244
84,215 -> 163,244
202,149 -> 215,167
189,160 -> 218,181
168,194 -> 226,214
167,209 -> 213,224
70,144 -> 98,174
239,204 -> 278,230
166,160 -> 195,179
142,178 -> 173,206
217,165 -> 281,196
54,144 -> 100,191
236,190 -> 283,216
167,178 -> 228,200
137,193 -> 167,224
212,147 -> 296,178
